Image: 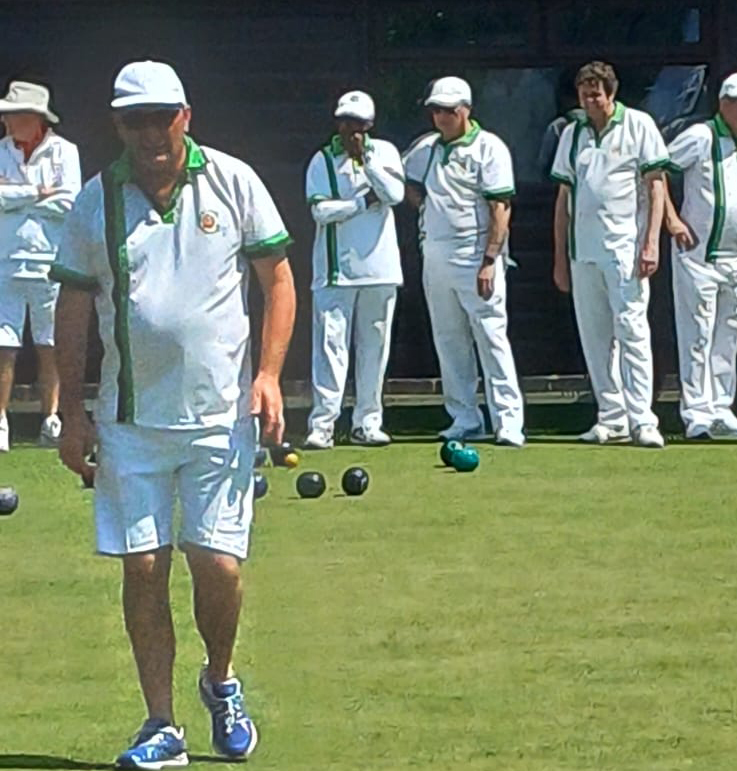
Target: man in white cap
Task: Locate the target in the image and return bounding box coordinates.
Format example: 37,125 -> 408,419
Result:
551,61 -> 668,448
303,90 -> 404,449
51,60 -> 296,767
0,80 -> 81,452
664,73 -> 737,439
402,76 -> 525,446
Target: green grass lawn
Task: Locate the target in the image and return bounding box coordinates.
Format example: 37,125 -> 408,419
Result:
2,438 -> 737,770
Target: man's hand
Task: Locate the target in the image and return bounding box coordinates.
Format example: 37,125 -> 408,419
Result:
250,372 -> 285,445
59,410 -> 97,487
38,185 -> 58,199
667,216 -> 697,251
477,261 -> 495,300
553,259 -> 571,293
638,242 -> 660,279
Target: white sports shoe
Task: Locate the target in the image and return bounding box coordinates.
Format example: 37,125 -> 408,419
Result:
578,423 -> 630,444
0,413 -> 8,453
495,427 -> 525,447
350,426 -> 391,446
632,424 -> 665,448
707,419 -> 737,439
438,423 -> 484,441
303,427 -> 334,450
39,414 -> 62,447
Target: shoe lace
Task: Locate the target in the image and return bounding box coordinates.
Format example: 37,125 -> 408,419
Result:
214,692 -> 247,736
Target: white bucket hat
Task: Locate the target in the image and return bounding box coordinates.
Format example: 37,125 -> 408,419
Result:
334,91 -> 375,122
719,73 -> 737,99
111,60 -> 188,109
424,76 -> 473,108
0,81 -> 59,123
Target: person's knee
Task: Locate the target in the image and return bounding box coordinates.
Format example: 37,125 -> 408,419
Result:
186,546 -> 241,586
123,548 -> 172,587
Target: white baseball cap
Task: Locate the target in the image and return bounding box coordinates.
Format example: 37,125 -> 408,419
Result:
719,73 -> 737,99
111,60 -> 188,110
0,81 -> 59,123
334,90 -> 375,122
424,76 -> 472,108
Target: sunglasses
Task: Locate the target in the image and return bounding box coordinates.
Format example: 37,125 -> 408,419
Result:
118,108 -> 181,130
428,105 -> 459,116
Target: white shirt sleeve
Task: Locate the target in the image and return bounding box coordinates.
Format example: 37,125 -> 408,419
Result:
363,141 -> 405,206
479,135 -> 515,200
667,125 -> 706,173
550,123 -> 576,186
35,141 -> 82,219
0,182 -> 40,211
402,134 -> 435,185
241,167 -> 291,258
305,150 -> 368,225
637,112 -> 669,173
50,178 -> 104,290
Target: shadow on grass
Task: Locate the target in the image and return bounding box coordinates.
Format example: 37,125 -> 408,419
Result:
0,756 -> 113,770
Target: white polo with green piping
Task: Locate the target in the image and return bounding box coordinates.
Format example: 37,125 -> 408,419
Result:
402,121 -> 515,267
305,134 -> 404,290
50,136 -> 291,429
551,103 -> 669,266
667,113 -> 737,262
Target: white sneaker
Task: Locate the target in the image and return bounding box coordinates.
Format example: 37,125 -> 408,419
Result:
495,428 -> 525,447
438,423 -> 484,441
578,424 -> 630,444
632,424 -> 665,448
0,413 -> 8,453
39,414 -> 62,447
303,427 -> 334,450
350,426 -> 391,446
707,419 -> 737,439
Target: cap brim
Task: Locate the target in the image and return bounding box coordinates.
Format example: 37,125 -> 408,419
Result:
0,100 -> 59,123
334,109 -> 374,122
424,97 -> 470,108
111,95 -> 186,109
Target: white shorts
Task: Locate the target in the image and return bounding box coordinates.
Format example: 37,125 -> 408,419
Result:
95,422 -> 255,559
0,277 -> 59,347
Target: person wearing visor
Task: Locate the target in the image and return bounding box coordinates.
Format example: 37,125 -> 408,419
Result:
0,80 -> 81,452
304,90 -> 404,449
51,60 -> 296,767
665,73 -> 737,439
402,76 -> 525,446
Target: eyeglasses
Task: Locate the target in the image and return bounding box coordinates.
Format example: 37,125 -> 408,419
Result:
118,108 -> 181,130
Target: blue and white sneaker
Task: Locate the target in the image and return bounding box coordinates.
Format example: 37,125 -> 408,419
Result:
198,669 -> 259,759
115,720 -> 188,769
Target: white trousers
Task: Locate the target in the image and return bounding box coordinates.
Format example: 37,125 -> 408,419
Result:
673,253 -> 737,434
309,285 -> 397,432
570,260 -> 657,430
422,257 -> 524,434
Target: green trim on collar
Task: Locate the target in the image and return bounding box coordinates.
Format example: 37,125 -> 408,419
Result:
714,112 -> 737,141
329,133 -> 373,157
581,101 -> 625,147
439,119 -> 481,164
109,135 -> 206,185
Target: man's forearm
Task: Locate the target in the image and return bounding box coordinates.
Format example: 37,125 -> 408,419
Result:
256,258 -> 296,379
485,200 -> 511,256
553,189 -> 570,265
55,286 -> 93,414
645,173 -> 665,247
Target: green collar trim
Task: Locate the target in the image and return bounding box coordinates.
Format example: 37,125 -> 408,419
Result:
109,135 -> 206,184
714,112 -> 737,141
580,101 -> 625,129
329,133 -> 373,157
439,119 -> 481,148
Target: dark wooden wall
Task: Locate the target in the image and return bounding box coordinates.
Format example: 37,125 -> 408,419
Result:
4,0 -> 736,385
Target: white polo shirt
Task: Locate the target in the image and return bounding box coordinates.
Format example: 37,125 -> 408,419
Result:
51,136 -> 291,429
0,129 -> 81,279
305,134 -> 404,289
668,113 -> 737,262
551,102 -> 669,267
402,120 -> 515,268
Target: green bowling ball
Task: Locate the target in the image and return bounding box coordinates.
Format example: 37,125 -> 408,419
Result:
451,446 -> 479,472
440,439 -> 464,466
